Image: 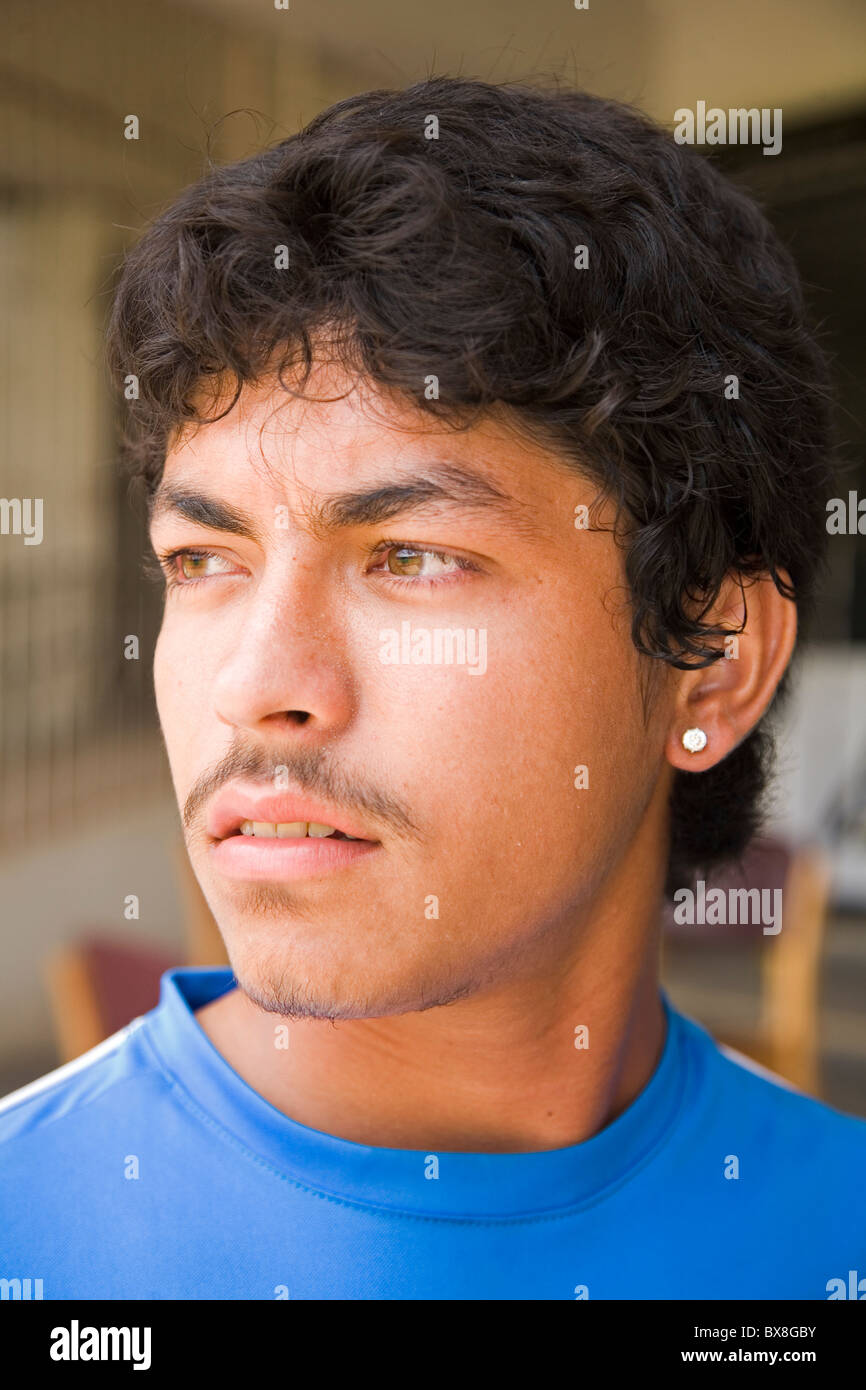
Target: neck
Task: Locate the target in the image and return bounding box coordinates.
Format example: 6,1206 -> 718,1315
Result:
195,883 -> 667,1154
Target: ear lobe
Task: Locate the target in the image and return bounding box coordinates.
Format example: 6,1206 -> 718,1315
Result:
665,571 -> 797,774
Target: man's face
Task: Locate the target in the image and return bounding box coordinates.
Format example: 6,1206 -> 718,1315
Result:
150,361 -> 674,1018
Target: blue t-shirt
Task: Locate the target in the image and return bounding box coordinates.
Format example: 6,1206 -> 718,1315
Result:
1,967 -> 864,1300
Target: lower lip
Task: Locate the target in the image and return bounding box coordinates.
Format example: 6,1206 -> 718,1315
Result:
210,834 -> 381,881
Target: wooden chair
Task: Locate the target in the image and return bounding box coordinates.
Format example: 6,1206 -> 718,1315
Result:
662,838 -> 832,1095
44,841 -> 229,1063
45,935 -> 181,1062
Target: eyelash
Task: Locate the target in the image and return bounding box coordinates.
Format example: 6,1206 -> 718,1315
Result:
150,540 -> 480,592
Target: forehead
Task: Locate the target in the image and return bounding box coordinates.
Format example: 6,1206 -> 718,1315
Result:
159,361 -> 587,521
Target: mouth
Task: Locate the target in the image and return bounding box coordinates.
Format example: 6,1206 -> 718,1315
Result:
232,821 -> 366,841
207,798 -> 381,882
207,788 -> 379,841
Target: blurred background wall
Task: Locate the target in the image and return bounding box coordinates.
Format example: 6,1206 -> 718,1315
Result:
0,0 -> 864,1107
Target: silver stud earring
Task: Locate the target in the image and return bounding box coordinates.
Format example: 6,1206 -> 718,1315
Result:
682,727 -> 708,753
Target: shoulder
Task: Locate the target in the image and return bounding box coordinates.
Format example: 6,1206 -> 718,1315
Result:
680,1010 -> 866,1165
0,1015 -> 153,1148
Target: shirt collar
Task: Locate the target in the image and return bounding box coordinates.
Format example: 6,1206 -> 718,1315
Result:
141,966 -> 695,1219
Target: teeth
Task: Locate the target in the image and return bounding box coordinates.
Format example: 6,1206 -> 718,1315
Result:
239,820 -> 344,838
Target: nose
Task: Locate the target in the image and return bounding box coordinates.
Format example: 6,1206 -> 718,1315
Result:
212,556 -> 358,740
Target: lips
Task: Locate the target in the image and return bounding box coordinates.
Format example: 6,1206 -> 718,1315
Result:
207,787 -> 377,844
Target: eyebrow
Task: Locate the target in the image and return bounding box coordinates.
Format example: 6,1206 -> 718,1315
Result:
147,462 -> 527,539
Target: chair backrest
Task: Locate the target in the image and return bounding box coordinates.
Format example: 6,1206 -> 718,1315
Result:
46,934 -> 180,1061
662,836 -> 832,1094
662,837 -> 791,942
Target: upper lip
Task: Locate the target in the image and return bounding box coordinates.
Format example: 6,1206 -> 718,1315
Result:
207,786 -> 377,842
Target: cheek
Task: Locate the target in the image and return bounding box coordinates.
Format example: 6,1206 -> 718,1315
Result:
363,596 -> 649,845
153,619 -> 214,778
153,620 -> 183,724
361,647 -> 649,936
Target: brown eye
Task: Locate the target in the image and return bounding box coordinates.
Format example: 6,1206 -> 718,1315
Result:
387,546 -> 426,576
368,540 -> 480,586
179,551 -> 215,579
159,548 -> 240,588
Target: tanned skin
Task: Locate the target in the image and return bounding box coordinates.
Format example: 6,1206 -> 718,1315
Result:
148,358 -> 796,1154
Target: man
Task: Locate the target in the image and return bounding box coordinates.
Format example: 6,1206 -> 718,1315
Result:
1,76 -> 863,1300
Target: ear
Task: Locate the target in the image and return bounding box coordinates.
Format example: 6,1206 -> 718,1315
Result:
665,571 -> 797,773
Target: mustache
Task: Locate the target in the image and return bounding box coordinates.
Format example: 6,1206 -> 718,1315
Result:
181,738 -> 422,841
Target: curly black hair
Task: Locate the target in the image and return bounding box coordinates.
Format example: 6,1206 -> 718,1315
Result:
105,75 -> 835,895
